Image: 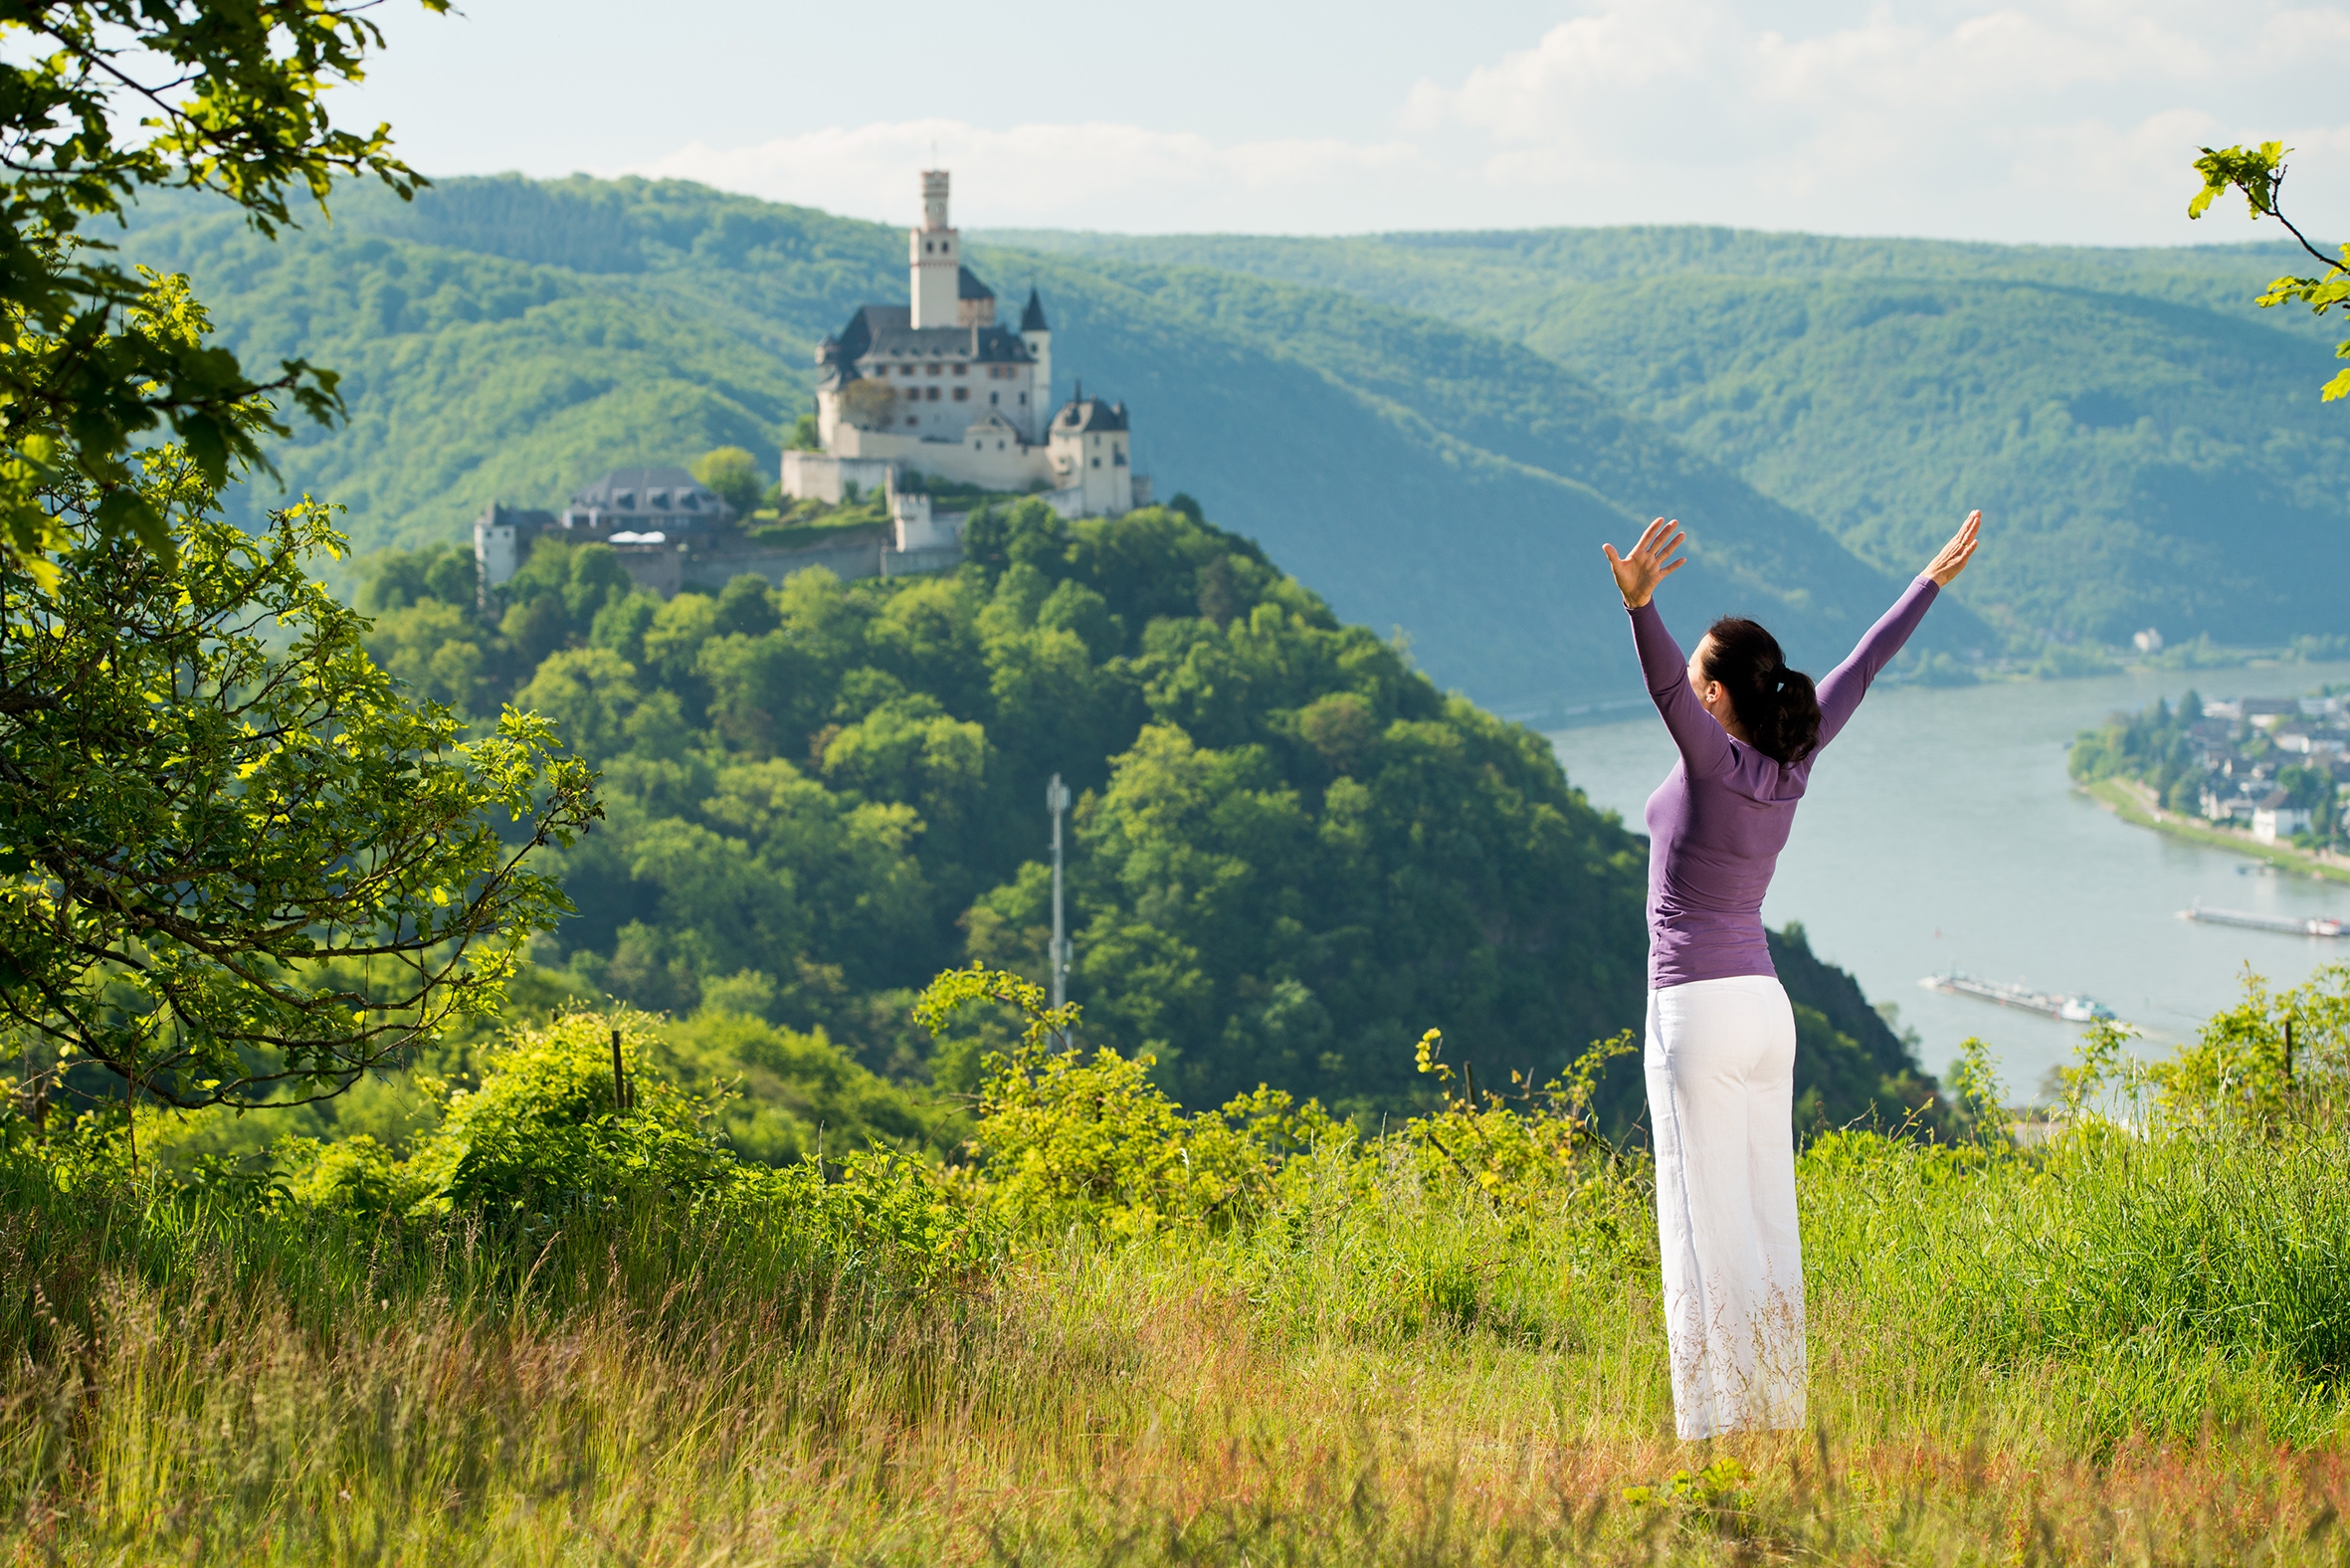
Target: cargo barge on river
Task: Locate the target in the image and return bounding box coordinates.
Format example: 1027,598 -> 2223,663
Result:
1918,970 -> 2117,1023
2180,901 -> 2345,938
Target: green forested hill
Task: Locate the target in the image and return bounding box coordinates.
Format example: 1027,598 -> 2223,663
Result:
994,225 -> 2350,647
370,498 -> 1662,1122
355,497 -> 1938,1132
121,177 -> 1952,715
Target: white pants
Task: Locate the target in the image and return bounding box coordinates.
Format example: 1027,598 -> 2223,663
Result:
1645,975 -> 1805,1440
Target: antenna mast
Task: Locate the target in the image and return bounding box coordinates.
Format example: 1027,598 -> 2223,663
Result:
1047,773 -> 1071,1010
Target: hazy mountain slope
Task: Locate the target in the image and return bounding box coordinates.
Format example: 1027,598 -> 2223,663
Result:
125,181 -> 859,549
124,177 -> 1936,710
994,226 -> 2348,644
1499,274 -> 2347,643
978,254 -> 1958,689
985,225 -> 2327,324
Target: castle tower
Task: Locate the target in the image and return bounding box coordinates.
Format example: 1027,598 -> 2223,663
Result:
1019,288 -> 1052,441
910,169 -> 960,328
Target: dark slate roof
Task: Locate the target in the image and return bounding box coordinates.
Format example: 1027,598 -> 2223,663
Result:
874,323 -> 1032,361
828,304 -> 906,364
572,466 -> 724,516
1020,288 -> 1048,332
958,265 -> 994,300
1054,396 -> 1128,435
823,303 -> 1035,372
484,502 -> 557,528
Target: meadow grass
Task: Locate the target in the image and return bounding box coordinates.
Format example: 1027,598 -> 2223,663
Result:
8,1102 -> 2350,1565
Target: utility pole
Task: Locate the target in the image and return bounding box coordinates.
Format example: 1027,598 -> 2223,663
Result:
1047,773 -> 1071,1010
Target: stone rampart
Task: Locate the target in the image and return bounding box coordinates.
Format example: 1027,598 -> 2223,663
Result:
607,525 -> 962,595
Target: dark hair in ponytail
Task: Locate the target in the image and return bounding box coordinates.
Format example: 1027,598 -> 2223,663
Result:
1701,617 -> 1821,766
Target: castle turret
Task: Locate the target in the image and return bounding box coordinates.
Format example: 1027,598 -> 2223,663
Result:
1019,288 -> 1051,440
910,169 -> 960,328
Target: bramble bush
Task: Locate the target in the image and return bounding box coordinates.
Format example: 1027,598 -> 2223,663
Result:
920,964 -> 1342,1236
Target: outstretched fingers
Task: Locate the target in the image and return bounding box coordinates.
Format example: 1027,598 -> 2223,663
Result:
1926,509 -> 1983,585
1949,510 -> 1981,564
1604,518 -> 1690,606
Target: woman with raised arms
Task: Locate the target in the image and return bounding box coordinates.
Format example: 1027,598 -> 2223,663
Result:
1601,509 -> 1982,1441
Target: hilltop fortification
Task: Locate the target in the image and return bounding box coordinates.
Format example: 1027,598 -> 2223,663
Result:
784,169 -> 1147,528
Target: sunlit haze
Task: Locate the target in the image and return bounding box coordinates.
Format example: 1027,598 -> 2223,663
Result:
331,0 -> 2350,244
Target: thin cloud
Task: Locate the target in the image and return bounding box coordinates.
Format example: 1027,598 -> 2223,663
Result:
627,2 -> 2350,242
624,120 -> 1434,233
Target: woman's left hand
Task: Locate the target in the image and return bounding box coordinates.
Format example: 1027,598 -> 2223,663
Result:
1604,517 -> 1688,609
1925,510 -> 1982,586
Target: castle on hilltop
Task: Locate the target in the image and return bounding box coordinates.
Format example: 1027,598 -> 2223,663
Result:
782,170 -> 1147,532
472,171 -> 1147,601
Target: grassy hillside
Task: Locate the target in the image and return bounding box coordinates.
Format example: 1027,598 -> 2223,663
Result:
122,178 -> 1952,714
992,225 -> 2350,648
19,963 -> 2350,1562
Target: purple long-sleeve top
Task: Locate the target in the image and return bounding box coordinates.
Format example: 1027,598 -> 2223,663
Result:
1632,576 -> 1940,990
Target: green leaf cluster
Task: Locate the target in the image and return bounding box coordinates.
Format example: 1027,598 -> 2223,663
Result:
0,0 -> 445,588
391,1009 -> 725,1217
2189,141 -> 2350,402
922,966 -> 1336,1238
265,1006 -> 990,1278
2150,961 -> 2350,1131
0,467 -> 598,1109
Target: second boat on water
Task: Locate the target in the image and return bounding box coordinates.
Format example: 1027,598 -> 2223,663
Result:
1919,970 -> 2117,1023
2180,901 -> 2346,938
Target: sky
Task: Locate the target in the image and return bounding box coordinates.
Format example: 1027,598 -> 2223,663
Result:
331,0 -> 2350,244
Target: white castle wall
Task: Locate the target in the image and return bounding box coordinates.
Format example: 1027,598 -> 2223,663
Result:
781,451 -> 897,503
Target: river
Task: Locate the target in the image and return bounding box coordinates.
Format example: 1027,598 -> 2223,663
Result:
1547,661 -> 2350,1099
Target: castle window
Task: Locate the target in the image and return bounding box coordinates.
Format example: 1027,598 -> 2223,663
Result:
926,386 -> 940,401
953,364 -> 966,375
1090,458 -> 1100,469
905,417 -> 918,427
990,392 -> 998,405
1019,393 -> 1028,404
926,364 -> 941,376
953,387 -> 968,401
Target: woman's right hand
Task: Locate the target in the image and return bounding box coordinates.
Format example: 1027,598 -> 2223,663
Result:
1603,517 -> 1687,609
1925,510 -> 1982,586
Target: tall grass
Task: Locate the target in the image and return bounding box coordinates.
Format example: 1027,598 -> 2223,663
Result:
9,1102 -> 2350,1563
